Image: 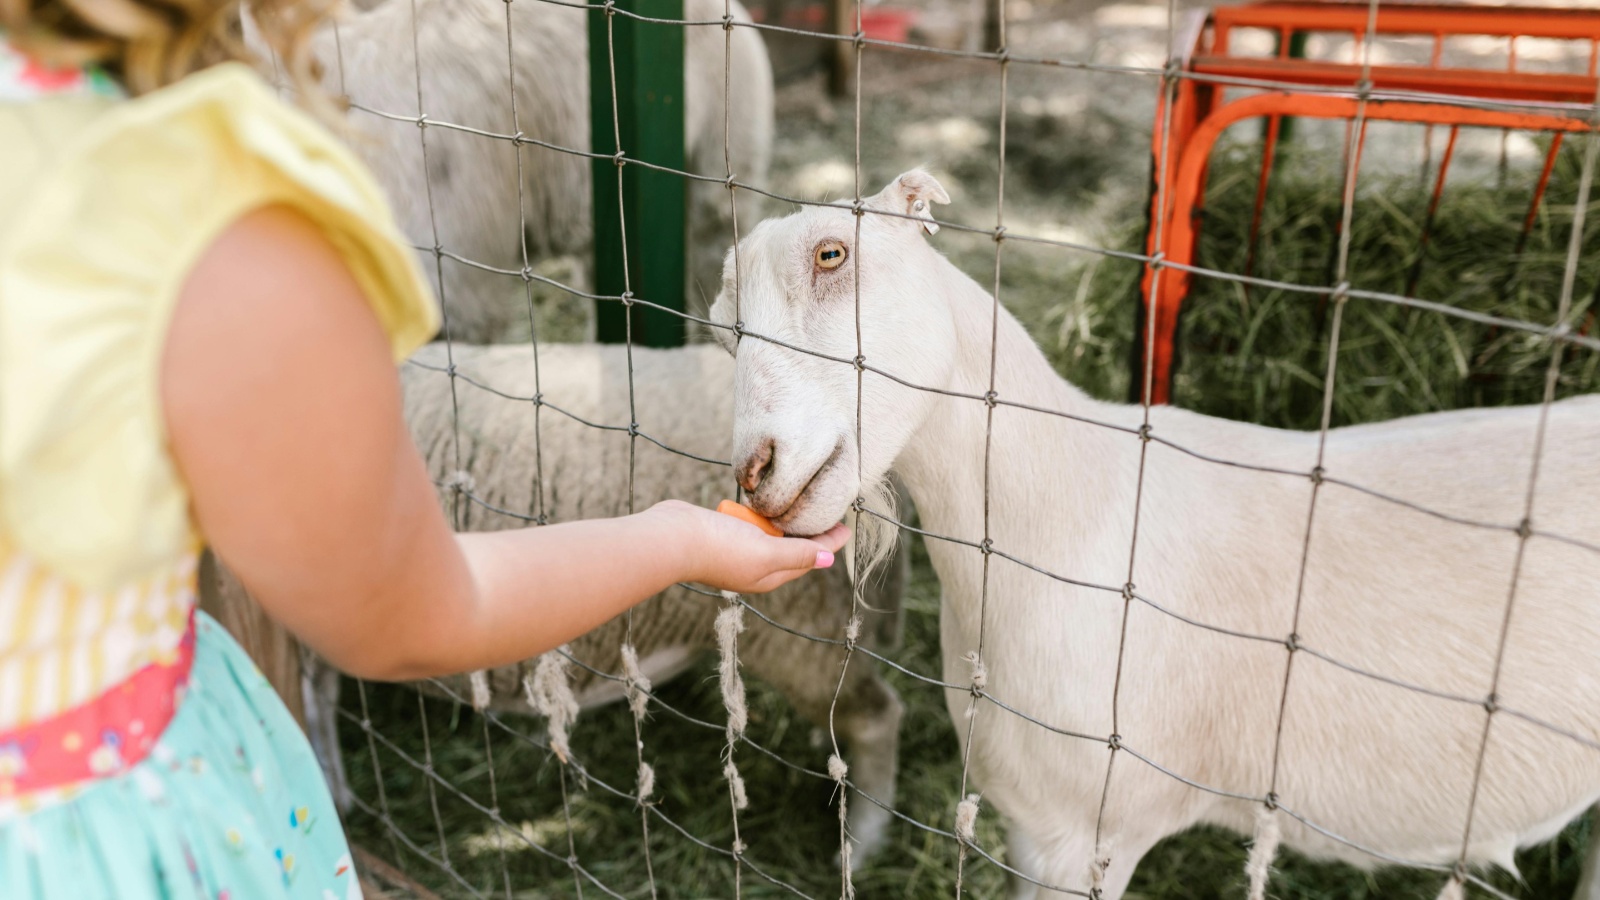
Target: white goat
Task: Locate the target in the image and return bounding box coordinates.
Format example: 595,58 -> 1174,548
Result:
218,342 -> 910,864
709,170 -> 1600,898
306,0 -> 774,341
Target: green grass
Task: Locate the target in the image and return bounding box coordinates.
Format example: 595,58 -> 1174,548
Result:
342,140 -> 1600,898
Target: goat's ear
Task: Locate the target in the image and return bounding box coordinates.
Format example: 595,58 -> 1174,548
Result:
870,169 -> 951,236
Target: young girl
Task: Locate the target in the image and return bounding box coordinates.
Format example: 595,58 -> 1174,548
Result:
0,2 -> 846,895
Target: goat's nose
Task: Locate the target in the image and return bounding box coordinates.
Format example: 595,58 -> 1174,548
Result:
737,439 -> 774,494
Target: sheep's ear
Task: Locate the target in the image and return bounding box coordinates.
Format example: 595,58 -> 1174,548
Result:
870,169 -> 951,236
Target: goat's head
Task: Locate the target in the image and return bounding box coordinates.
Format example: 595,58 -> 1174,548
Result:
708,169 -> 956,540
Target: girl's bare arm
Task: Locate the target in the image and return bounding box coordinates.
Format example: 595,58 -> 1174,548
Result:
161,205 -> 846,681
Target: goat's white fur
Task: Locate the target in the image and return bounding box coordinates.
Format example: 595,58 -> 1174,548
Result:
285,0 -> 773,341
710,170 -> 1600,898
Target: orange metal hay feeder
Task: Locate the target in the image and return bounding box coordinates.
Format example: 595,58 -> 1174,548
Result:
1133,1 -> 1600,406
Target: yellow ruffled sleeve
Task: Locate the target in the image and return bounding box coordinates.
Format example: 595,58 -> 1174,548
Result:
0,63 -> 441,591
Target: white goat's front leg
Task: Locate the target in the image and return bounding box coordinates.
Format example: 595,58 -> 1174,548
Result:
1574,806 -> 1600,900
1006,826 -> 1045,900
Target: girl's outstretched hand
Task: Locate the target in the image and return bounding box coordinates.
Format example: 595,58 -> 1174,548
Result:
645,500 -> 850,594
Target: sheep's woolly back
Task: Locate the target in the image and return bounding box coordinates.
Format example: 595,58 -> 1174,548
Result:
715,603 -> 748,739
524,649 -> 580,764
620,642 -> 652,719
1245,807 -> 1281,900
1436,878 -> 1465,900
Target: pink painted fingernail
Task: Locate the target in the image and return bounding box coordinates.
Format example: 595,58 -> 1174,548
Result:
815,551 -> 835,569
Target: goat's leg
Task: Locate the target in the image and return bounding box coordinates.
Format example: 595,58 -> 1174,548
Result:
1575,805 -> 1600,900
1005,826 -> 1047,900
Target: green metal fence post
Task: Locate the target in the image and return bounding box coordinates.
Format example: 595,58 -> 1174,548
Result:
590,0 -> 688,347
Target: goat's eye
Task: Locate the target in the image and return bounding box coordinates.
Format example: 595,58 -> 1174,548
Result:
815,240 -> 847,270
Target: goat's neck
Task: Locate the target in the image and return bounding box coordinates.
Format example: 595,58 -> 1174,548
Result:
892,261 -> 1136,610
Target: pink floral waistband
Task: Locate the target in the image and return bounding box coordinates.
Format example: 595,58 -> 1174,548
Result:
0,611 -> 196,802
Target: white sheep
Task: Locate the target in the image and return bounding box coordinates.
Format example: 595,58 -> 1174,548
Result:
709,169 -> 1600,898
254,341 -> 910,866
304,0 -> 774,341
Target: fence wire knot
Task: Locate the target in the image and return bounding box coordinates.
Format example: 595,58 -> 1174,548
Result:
524,649 -> 579,764
992,225 -> 1008,243
963,650 -> 988,690
620,642 -> 652,719
954,793 -> 981,844
415,114 -> 429,130
445,469 -> 475,494
721,12 -> 733,29
853,354 -> 866,371
1285,632 -> 1301,653
1308,465 -> 1326,485
1245,806 -> 1282,900
1121,582 -> 1136,602
612,149 -> 627,166
1484,692 -> 1499,714
621,290 -> 634,307
1332,281 -> 1352,304
979,538 -> 994,556
1089,839 -> 1114,894
715,602 -> 748,739
636,761 -> 655,804
1107,733 -> 1123,751
1516,517 -> 1534,540
1137,423 -> 1152,442
984,390 -> 999,408
724,760 -> 749,810
827,753 -> 849,783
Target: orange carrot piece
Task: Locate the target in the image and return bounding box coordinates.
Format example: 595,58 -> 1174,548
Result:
715,499 -> 784,537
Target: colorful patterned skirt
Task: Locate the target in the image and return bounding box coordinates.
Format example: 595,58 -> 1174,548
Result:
0,612 -> 359,899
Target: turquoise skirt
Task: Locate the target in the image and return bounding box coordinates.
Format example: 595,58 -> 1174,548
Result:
0,612 -> 359,899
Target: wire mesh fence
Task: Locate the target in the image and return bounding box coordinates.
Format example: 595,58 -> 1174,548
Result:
297,0 -> 1600,896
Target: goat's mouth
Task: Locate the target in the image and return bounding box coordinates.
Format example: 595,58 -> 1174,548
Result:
761,438 -> 847,534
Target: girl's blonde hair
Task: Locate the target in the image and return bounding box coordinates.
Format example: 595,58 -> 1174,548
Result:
1,0 -> 331,101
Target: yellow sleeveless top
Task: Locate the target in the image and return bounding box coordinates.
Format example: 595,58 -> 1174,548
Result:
0,59 -> 440,732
